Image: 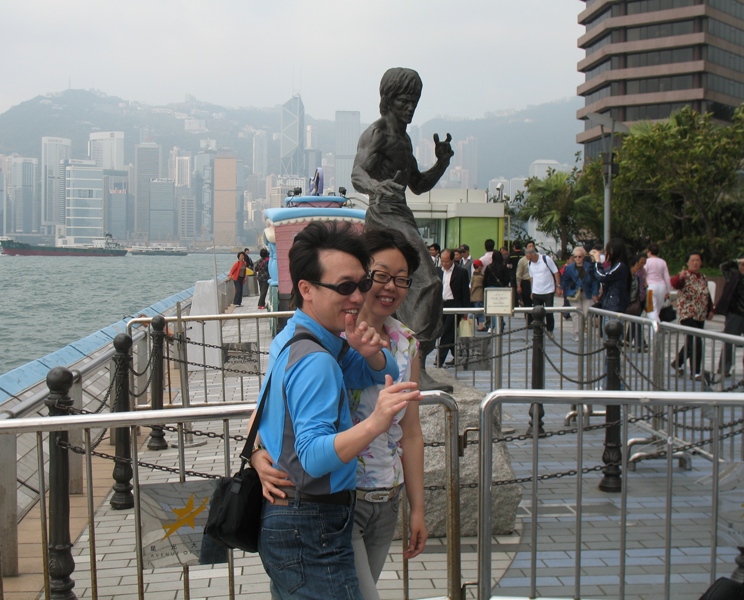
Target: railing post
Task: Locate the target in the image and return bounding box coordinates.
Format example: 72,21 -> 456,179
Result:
147,316 -> 168,451
0,429 -> 18,577
600,320 -> 623,492
110,334 -> 134,510
45,366 -> 77,600
527,306 -> 546,436
732,548 -> 744,583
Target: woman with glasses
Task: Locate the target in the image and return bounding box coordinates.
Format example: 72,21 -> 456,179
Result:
560,247 -> 599,341
346,228 -> 427,599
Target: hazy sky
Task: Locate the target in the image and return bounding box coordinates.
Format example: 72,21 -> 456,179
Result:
0,1 -> 585,124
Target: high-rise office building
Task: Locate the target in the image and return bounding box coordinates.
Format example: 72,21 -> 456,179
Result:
457,136 -> 479,189
578,0 -> 744,158
134,143 -> 161,239
89,132 -> 125,170
281,94 -> 305,176
168,147 -> 192,187
149,178 -> 176,241
104,169 -> 131,241
334,111 -> 360,194
65,160 -> 104,244
41,137 -> 71,229
213,153 -> 238,246
3,154 -> 38,234
253,130 -> 268,177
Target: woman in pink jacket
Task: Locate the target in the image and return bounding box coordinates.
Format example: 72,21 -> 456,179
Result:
645,242 -> 672,321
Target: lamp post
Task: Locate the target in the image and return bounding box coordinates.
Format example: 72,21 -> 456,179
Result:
586,112 -> 629,248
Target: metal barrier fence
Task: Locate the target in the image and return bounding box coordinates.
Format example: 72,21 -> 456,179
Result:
0,388 -> 461,600
478,389 -> 744,600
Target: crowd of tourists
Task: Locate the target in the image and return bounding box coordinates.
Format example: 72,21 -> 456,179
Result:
428,237 -> 744,382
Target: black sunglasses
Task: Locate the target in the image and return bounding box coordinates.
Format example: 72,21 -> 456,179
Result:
370,270 -> 413,289
308,277 -> 374,296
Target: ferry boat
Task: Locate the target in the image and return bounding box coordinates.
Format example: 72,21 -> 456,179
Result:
129,245 -> 189,256
0,234 -> 128,257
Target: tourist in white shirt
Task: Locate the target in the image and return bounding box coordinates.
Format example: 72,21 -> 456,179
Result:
645,242 -> 672,322
526,247 -> 562,336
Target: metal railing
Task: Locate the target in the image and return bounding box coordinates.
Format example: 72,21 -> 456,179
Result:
478,389 -> 744,600
0,387 -> 462,600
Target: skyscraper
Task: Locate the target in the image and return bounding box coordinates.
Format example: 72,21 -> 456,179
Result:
65,160 -> 104,244
89,132 -> 125,170
281,94 -> 305,177
457,136 -> 479,189
3,154 -> 38,234
134,143 -> 161,239
252,130 -> 268,178
578,0 -> 744,158
41,137 -> 71,229
213,153 -> 238,246
149,179 -> 176,241
334,111 -> 360,194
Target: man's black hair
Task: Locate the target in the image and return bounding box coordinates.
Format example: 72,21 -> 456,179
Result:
484,239 -> 495,252
365,229 -> 420,274
289,221 -> 370,309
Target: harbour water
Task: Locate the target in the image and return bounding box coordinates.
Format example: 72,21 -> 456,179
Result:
0,252 -> 237,375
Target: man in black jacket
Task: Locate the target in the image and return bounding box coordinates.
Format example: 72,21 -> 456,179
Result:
436,248 -> 471,367
717,256 -> 744,377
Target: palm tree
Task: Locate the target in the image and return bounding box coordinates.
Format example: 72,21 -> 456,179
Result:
517,169 -> 596,259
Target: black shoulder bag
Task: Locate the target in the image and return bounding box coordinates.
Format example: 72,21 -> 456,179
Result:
204,332 -> 320,553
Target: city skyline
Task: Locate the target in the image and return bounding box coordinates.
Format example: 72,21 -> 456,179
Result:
0,1 -> 584,125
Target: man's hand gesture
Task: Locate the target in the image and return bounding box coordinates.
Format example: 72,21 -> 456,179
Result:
345,314 -> 388,359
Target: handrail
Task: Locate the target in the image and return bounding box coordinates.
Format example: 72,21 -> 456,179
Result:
477,388 -> 744,600
0,329 -> 147,421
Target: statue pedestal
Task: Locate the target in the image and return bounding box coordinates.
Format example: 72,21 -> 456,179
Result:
400,367 -> 521,538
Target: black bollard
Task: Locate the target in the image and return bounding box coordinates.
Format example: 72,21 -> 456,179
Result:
45,366 -> 78,600
527,306 -> 546,437
147,316 -> 169,450
599,319 -> 623,493
110,333 -> 134,510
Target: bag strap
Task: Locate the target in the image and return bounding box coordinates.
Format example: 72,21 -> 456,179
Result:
238,332 -> 322,464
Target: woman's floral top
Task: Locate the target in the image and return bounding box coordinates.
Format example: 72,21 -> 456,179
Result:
348,317 -> 418,489
671,271 -> 713,322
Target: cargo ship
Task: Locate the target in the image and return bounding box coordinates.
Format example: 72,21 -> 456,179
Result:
0,235 -> 128,257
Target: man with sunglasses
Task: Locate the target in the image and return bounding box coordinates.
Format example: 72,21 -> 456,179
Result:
255,221 -> 420,599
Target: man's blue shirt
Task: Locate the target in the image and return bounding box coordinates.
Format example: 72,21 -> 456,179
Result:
257,309 -> 399,494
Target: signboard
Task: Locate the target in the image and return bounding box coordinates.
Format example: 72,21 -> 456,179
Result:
484,288 -> 514,317
139,480 -> 225,568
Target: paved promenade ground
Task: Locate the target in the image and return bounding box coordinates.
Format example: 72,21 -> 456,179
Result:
3,296 -> 740,600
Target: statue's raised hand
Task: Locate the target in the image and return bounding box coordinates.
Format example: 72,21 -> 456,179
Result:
433,133 -> 454,161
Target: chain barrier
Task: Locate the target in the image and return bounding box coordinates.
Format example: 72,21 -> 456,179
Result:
621,349 -> 667,391
535,338 -> 608,386
542,333 -> 607,357
129,362 -> 155,398
184,336 -> 270,356
166,354 -> 263,377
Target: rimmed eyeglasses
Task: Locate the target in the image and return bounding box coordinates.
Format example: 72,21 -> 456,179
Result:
370,270 -> 413,289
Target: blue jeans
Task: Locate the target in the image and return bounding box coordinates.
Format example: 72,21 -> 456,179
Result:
260,495 -> 361,599
472,301 -> 485,326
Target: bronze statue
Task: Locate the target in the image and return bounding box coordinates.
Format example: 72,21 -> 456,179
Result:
352,67 -> 454,371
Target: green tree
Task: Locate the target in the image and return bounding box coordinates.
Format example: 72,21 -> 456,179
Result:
516,168 -> 597,258
611,105 -> 744,262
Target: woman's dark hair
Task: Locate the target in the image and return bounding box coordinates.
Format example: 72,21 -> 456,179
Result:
685,250 -> 704,265
647,242 -> 660,256
259,248 -> 269,259
606,238 -> 632,292
630,253 -> 645,268
365,229 -> 420,274
237,251 -> 247,261
289,222 -> 369,309
491,250 -> 504,266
